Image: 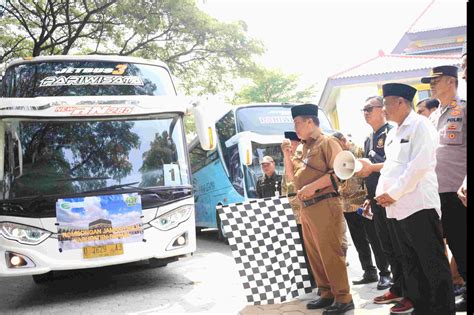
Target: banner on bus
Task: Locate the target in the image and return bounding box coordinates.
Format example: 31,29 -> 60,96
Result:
56,193 -> 143,251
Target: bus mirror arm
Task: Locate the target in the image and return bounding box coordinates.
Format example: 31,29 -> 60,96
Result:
14,132 -> 23,179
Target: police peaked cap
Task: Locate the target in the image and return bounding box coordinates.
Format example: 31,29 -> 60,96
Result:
284,131 -> 300,141
382,83 -> 417,102
291,104 -> 318,119
421,65 -> 458,83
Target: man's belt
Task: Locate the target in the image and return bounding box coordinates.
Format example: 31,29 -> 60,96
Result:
302,192 -> 340,208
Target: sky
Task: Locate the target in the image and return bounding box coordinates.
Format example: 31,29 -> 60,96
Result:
198,0 -> 466,101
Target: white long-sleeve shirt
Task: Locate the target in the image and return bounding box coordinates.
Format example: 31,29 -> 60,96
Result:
376,111 -> 441,220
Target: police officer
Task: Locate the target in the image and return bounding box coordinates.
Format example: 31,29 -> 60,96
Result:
256,156 -> 282,198
457,41 -> 467,208
288,104 -> 353,314
422,65 -> 467,312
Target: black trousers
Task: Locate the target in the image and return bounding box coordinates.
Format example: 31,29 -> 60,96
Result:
392,209 -> 455,315
344,211 -> 390,276
370,201 -> 404,296
297,223 -> 316,288
440,192 -> 467,282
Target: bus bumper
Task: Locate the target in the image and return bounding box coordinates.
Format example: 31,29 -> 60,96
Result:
0,199 -> 196,277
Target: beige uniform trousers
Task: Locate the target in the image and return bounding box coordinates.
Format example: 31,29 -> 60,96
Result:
300,196 -> 352,303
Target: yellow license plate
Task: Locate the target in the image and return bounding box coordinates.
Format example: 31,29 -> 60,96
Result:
83,243 -> 124,259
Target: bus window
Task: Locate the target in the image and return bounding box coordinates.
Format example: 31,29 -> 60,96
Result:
189,144 -> 218,173
2,61 -> 175,97
215,111 -> 243,196
236,106 -> 333,135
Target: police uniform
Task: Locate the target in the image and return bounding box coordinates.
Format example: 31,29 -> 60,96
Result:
291,104 -> 352,309
256,171 -> 282,198
423,65 -> 467,286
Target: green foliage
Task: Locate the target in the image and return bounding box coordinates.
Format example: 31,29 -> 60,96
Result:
233,67 -> 316,105
0,0 -> 264,95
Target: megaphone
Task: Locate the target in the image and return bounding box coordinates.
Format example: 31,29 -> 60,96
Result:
334,151 -> 363,180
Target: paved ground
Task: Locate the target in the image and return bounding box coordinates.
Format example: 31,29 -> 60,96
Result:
0,230 -> 465,314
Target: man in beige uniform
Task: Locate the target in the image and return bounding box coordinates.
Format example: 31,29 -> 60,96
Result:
287,104 -> 353,314
281,131 -> 317,289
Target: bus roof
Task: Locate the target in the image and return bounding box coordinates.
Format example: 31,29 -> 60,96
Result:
5,55 -> 170,71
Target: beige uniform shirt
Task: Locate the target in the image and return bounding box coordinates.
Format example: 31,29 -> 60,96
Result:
338,143 -> 367,212
293,131 -> 342,200
429,97 -> 467,193
282,144 -> 304,223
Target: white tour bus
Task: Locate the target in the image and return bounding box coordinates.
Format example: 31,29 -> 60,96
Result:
0,55 -> 195,283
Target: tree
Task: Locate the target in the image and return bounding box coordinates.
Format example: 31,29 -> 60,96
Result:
233,67 -> 317,104
13,120 -> 141,196
0,0 -> 264,95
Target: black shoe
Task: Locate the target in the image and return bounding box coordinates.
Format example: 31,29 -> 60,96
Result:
455,294 -> 467,312
323,300 -> 355,314
377,275 -> 392,290
352,271 -> 378,285
307,298 -> 334,310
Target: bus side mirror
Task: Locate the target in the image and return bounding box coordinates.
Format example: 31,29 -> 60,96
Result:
0,123 -> 4,181
238,135 -> 253,166
193,101 -> 217,151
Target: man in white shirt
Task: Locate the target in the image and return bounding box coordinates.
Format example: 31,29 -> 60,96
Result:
358,83 -> 455,315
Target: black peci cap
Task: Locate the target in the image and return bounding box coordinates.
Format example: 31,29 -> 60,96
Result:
291,104 -> 318,119
421,65 -> 458,83
284,131 -> 300,141
382,83 -> 417,102
425,98 -> 440,110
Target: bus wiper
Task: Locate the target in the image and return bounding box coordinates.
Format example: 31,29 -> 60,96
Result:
81,181 -> 142,194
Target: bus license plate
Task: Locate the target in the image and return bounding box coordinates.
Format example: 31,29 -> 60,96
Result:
83,243 -> 124,259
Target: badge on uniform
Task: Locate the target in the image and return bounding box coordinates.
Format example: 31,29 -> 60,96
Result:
377,138 -> 384,148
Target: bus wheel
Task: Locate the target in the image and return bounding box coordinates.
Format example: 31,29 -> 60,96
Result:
216,210 -> 229,245
32,272 -> 54,284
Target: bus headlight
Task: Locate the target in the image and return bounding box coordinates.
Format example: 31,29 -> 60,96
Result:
150,205 -> 193,231
0,222 -> 51,245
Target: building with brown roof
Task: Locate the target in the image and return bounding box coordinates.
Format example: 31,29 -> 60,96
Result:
318,0 -> 466,145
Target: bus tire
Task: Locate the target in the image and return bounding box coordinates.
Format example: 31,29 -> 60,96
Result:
216,209 -> 229,245
32,272 -> 53,284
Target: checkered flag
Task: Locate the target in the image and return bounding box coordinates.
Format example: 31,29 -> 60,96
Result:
217,196 -> 313,305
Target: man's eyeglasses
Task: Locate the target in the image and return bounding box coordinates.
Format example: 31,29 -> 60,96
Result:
361,106 -> 383,113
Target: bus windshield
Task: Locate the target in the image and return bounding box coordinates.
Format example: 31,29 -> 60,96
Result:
236,105 -> 333,135
1,61 -> 175,97
0,114 -> 190,201
244,142 -> 284,199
